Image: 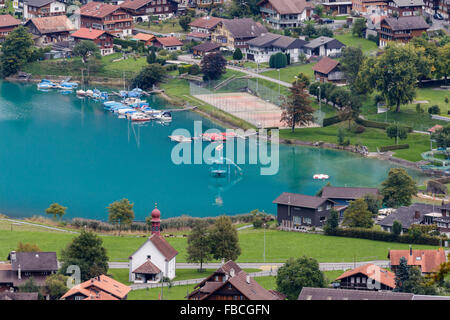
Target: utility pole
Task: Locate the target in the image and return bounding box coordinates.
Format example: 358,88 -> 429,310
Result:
263,222 -> 266,264
277,69 -> 280,98
318,85 -> 321,112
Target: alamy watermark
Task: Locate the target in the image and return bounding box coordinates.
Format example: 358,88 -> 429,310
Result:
170,121 -> 279,176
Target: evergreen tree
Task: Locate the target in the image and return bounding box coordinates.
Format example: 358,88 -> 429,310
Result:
394,256 -> 410,291
186,220 -> 212,271
323,209 -> 339,236
179,15 -> 191,32
208,216 -> 241,261
280,80 -> 315,132
392,220 -> 402,236
233,48 -> 243,60
147,47 -> 156,64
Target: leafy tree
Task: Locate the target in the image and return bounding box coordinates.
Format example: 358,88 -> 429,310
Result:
431,125 -> 450,148
131,63 -> 166,90
337,127 -> 345,145
392,220 -> 402,236
323,209 -> 339,235
107,198 -> 135,236
342,198 -> 373,228
381,168 -> 418,208
0,26 -> 34,77
233,48 -> 243,60
60,230 -> 109,282
352,18 -> 366,38
294,72 -> 310,87
45,203 -> 67,220
276,256 -> 326,300
186,220 -> 212,271
340,46 -> 365,92
386,124 -> 408,144
363,193 -> 382,216
178,15 -> 191,32
208,216 -> 241,262
280,80 -> 315,132
200,52 -> 227,80
16,242 -> 41,252
18,277 -> 40,295
317,26 -> 333,38
303,23 -> 316,39
73,40 -> 100,63
337,91 -> 361,129
436,43 -> 450,84
315,4 -> 324,16
44,274 -> 68,300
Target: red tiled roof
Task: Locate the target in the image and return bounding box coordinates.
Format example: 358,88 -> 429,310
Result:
187,31 -> 210,39
428,124 -> 443,133
61,275 -> 131,300
149,234 -> 178,261
388,248 -> 446,273
120,0 -> 152,10
133,32 -> 155,42
0,14 -> 21,28
312,56 -> 340,75
71,28 -> 107,40
335,263 -> 396,289
257,0 -> 314,15
189,16 -> 223,30
80,2 -> 120,18
155,36 -> 183,47
132,259 -> 161,274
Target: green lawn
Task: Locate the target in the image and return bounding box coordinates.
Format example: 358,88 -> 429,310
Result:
136,19 -> 185,34
334,33 -> 379,54
261,62 -> 316,83
280,123 -> 431,162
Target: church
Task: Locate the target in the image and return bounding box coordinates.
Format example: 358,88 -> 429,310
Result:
128,205 -> 178,283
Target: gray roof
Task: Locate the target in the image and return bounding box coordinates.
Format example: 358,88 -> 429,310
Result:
25,0 -> 59,7
273,192 -> 333,209
321,186 -> 379,200
378,203 -> 436,228
0,292 -> 39,300
221,18 -> 267,39
9,252 -> 58,272
247,33 -> 307,49
382,16 -> 429,31
304,36 -> 345,50
392,0 -> 424,7
298,287 -> 414,300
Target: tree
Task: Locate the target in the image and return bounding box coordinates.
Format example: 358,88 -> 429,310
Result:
233,48 -> 243,60
340,46 -> 365,92
208,216 -> 241,262
392,220 -> 402,235
323,209 -> 339,236
394,256 -> 410,291
395,257 -> 437,295
281,81 -> 315,132
276,256 -> 326,300
45,203 -> 67,220
60,230 -> 109,282
44,274 -> 68,300
363,193 -> 382,216
16,242 -> 41,252
381,168 -> 418,208
315,4 -> 324,16
431,125 -> 450,148
386,124 -> 408,144
342,198 -> 373,228
147,47 -> 156,64
178,15 -> 191,32
294,72 -> 310,87
436,43 -> 450,84
131,63 -> 166,90
352,18 -> 367,38
18,277 -> 40,294
107,198 -> 135,236
269,52 -> 287,68
200,52 -> 227,80
186,220 -> 212,272
0,26 -> 34,77
73,40 -> 100,63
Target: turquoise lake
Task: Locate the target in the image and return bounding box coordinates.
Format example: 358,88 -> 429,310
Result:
0,81 -> 427,220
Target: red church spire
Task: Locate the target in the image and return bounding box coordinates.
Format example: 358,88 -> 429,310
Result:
151,203 -> 161,236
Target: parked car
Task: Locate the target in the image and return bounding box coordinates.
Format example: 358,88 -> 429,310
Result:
434,13 -> 444,20
320,18 -> 334,24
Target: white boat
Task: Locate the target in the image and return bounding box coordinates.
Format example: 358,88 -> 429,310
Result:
155,111 -> 172,122
85,89 -> 94,97
76,89 -> 86,96
130,113 -> 151,122
313,174 -> 329,180
169,135 -> 191,142
116,108 -> 135,115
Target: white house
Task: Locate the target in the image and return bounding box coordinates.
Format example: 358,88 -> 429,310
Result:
258,0 -> 314,30
245,32 -> 307,64
23,0 -> 66,19
128,205 -> 178,283
303,36 -> 345,58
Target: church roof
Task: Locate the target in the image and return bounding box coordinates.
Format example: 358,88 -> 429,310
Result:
149,234 -> 178,261
132,259 -> 161,274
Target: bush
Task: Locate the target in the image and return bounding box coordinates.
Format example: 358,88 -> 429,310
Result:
253,219 -> 263,228
178,64 -> 191,75
322,115 -> 342,126
164,64 -> 177,72
269,52 -> 287,68
379,144 -> 409,152
428,105 -> 440,115
188,64 -> 200,75
352,125 -> 365,134
355,118 -> 413,132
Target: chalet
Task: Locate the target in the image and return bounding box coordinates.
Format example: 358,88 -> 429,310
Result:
129,205 -> 178,283
351,0 -> 389,14
23,0 -> 66,19
388,248 -> 446,275
194,0 -> 225,9
322,1 -> 353,15
0,14 -> 21,42
423,0 -> 439,16
120,0 -> 178,23
303,36 -> 345,57
192,41 -> 221,57
312,56 -> 345,83
80,1 -> 133,38
211,18 -> 267,50
187,16 -> 222,41
25,15 -> 76,46
378,16 -> 429,48
0,251 -> 58,291
273,192 -> 338,228
244,33 -> 307,64
387,0 -> 424,16
321,186 -> 379,205
152,36 -> 183,51
334,263 -> 396,291
438,0 -> 449,21
71,28 -> 115,56
132,32 -> 155,46
0,292 -> 39,300
187,261 -> 285,300
61,275 -> 131,300
258,0 -> 314,30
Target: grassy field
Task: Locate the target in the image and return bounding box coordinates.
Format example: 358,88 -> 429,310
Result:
261,62 -> 316,83
136,19 -> 185,34
334,33 -> 379,54
280,122 -> 431,162
0,220 -> 438,263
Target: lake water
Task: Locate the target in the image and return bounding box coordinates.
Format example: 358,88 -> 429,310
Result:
0,81 -> 427,220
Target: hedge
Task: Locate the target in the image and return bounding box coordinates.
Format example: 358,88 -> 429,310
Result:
355,118 -> 413,132
379,144 -> 409,152
113,38 -> 145,51
334,227 -> 443,246
323,115 -> 343,127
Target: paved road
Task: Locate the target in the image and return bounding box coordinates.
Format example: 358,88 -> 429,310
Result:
0,218 -> 79,234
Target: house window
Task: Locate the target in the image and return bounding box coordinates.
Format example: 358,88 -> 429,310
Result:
318,206 -> 323,212
147,255 -> 151,259
303,217 -> 312,225
356,277 -> 360,284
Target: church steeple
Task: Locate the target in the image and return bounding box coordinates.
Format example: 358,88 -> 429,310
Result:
150,203 -> 161,236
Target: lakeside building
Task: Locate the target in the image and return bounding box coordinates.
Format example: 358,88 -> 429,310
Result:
71,28 -> 115,56
388,248 -> 447,275
120,0 -> 178,23
377,15 -> 430,48
129,205 -> 178,283
258,0 -> 314,30
23,0 -> 66,19
152,36 -> 183,51
0,14 -> 21,42
312,56 -> 345,83
187,261 -> 285,300
334,263 -> 396,291
25,15 -> 76,46
211,18 -> 267,50
80,1 -> 133,38
61,275 -> 131,300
